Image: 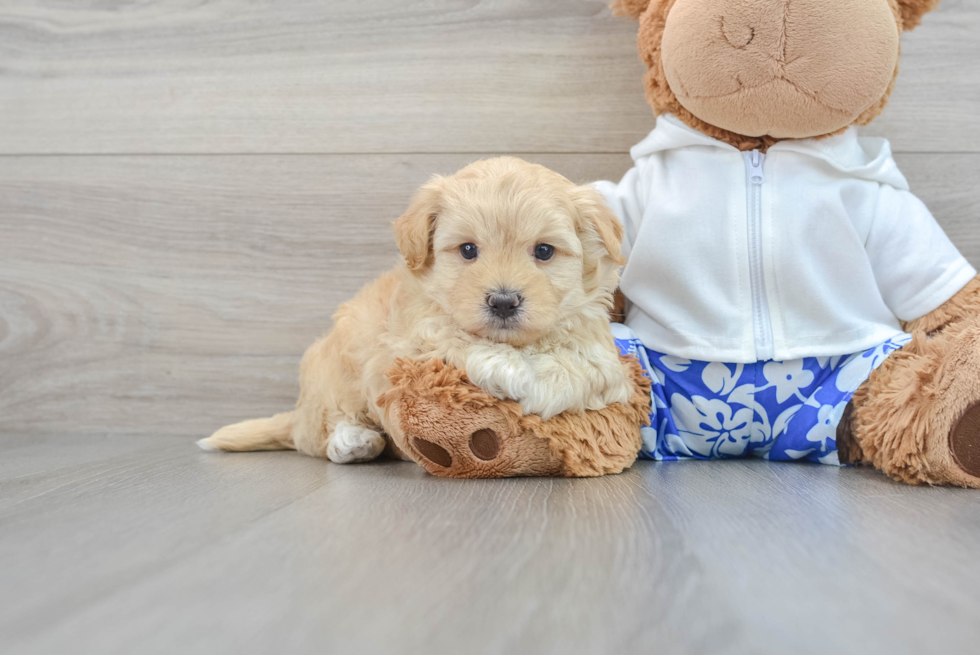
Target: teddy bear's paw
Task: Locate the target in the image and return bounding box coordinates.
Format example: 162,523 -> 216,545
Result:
412,427 -> 502,471
409,420 -> 565,479
380,357 -> 569,478
856,320 -> 980,489
399,407 -> 564,479
950,402 -> 980,480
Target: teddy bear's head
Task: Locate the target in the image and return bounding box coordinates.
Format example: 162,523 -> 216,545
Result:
613,0 -> 940,150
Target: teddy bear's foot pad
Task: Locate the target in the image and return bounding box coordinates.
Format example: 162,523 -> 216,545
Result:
468,429 -> 501,461
950,402 -> 980,478
403,418 -> 563,479
413,428 -> 503,470
412,438 -> 454,468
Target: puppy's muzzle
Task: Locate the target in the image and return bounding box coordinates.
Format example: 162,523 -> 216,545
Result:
486,290 -> 523,320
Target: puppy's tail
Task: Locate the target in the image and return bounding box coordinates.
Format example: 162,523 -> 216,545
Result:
197,411 -> 295,452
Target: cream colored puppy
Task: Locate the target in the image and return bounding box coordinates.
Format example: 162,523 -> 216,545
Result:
199,157 -> 632,464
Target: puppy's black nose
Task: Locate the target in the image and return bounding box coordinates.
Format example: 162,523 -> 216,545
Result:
487,291 -> 522,319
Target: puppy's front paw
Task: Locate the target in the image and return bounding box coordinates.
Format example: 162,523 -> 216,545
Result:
465,346 -> 534,402
519,388 -> 573,422
601,376 -> 634,407
518,362 -> 578,421
327,422 -> 386,464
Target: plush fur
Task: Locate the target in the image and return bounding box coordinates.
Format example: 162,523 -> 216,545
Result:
378,356 -> 652,479
843,317 -> 980,488
200,157 -> 634,465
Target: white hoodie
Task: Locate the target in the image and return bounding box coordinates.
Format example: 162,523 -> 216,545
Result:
596,114 -> 976,364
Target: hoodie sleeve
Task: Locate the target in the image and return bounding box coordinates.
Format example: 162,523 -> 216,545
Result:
593,161 -> 648,261
866,184 -> 977,322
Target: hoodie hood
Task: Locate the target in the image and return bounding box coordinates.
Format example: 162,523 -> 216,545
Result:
631,114 -> 910,191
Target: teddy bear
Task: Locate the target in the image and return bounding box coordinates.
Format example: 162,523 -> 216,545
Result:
585,0 -> 980,488
383,0 -> 980,486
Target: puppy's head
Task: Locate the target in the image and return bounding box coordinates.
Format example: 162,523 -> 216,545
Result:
394,158 -> 624,346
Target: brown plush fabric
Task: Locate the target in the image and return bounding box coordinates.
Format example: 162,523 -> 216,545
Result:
901,276 -> 980,335
844,317 -> 980,488
616,0 -> 938,151
896,0 -> 943,31
378,356 -> 652,479
611,0 -> 653,19
611,288 -> 630,323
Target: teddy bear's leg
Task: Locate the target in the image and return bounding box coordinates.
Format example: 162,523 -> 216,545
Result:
384,395 -> 564,479
839,318 -> 980,487
378,357 -> 649,479
378,359 -> 565,479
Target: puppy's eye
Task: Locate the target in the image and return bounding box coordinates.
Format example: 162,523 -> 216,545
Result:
460,243 -> 479,261
534,244 -> 555,261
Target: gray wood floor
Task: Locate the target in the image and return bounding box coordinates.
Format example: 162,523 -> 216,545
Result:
3,436 -> 980,655
2,1 -> 980,653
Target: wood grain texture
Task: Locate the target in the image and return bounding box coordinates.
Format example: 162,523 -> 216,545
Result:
2,153 -> 977,439
637,460 -> 980,654
1,3 -> 978,650
0,436 -> 749,655
1,437 -> 979,655
0,0 -> 977,155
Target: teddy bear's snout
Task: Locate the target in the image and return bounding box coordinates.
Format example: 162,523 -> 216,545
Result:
660,0 -> 902,139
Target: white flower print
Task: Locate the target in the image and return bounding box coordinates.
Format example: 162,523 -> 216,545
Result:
671,394 -> 755,457
727,384 -> 772,444
815,355 -> 845,370
762,360 -> 815,403
805,403 -> 845,450
772,404 -> 803,438
640,425 -> 659,457
835,348 -> 884,393
819,451 -> 841,465
660,355 -> 693,373
702,362 -> 744,396
834,336 -> 910,393
833,352 -> 869,394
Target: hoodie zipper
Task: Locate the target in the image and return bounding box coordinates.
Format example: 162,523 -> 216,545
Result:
744,150 -> 775,361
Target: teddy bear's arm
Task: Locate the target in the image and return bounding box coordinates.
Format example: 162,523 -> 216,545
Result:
902,276 -> 980,334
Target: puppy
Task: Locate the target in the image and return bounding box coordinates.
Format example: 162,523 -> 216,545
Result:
199,157 -> 633,464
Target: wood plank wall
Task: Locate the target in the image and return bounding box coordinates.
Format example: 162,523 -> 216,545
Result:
1,0 -> 977,438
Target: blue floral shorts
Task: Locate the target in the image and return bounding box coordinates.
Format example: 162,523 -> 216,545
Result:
611,324 -> 912,465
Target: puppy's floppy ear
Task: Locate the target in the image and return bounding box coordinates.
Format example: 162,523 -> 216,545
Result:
394,177 -> 444,274
610,0 -> 652,20
896,0 -> 941,31
571,185 -> 626,267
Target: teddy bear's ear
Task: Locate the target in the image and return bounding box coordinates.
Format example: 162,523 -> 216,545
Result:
896,0 -> 941,31
610,0 -> 652,20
